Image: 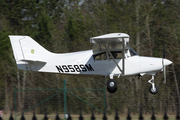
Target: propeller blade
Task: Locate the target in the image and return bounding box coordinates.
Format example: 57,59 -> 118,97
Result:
163,43 -> 166,58
163,61 -> 166,84
163,43 -> 166,84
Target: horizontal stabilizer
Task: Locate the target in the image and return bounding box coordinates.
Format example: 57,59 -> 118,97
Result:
20,59 -> 46,63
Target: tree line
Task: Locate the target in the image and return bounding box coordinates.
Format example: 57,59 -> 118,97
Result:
0,0 -> 180,114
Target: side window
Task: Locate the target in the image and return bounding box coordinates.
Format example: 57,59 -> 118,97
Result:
109,51 -> 122,59
93,52 -> 107,60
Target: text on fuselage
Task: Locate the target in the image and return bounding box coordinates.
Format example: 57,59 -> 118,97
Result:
56,64 -> 94,73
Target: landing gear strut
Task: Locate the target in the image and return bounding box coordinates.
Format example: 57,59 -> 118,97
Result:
148,76 -> 159,94
107,79 -> 117,93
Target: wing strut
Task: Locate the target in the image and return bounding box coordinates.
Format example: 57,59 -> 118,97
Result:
122,38 -> 125,74
105,39 -> 125,75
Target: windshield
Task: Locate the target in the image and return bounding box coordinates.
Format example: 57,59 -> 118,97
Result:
130,48 -> 138,56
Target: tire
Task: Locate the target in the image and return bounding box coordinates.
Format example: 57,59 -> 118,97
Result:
149,85 -> 159,94
107,87 -> 117,93
107,79 -> 117,93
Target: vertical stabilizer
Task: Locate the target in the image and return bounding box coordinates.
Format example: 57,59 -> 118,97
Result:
9,35 -> 50,70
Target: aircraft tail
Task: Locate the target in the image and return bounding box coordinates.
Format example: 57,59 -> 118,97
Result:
9,35 -> 51,70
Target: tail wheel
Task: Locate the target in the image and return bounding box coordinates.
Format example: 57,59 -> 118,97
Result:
107,79 -> 117,93
149,85 -> 159,94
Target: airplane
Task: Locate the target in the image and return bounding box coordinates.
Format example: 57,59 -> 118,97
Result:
9,33 -> 172,94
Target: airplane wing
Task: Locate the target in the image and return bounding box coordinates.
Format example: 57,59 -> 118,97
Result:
90,33 -> 130,75
90,33 -> 129,43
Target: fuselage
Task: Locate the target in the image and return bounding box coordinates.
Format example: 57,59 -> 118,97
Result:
26,49 -> 172,78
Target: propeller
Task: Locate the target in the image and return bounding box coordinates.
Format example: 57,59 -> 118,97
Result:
163,43 -> 166,84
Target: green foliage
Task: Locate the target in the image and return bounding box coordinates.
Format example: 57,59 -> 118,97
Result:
0,29 -> 11,60
66,4 -> 87,52
36,9 -> 52,44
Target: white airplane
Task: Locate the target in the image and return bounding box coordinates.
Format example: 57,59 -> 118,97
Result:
9,33 -> 172,94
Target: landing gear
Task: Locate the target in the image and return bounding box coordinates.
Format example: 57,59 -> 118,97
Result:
107,79 -> 117,93
148,76 -> 159,94
149,85 -> 159,94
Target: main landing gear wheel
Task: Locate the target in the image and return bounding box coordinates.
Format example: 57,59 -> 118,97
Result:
107,79 -> 117,93
149,85 -> 159,94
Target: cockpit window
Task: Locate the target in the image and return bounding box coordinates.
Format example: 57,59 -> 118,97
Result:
93,52 -> 107,60
93,48 -> 138,60
109,51 -> 122,59
130,48 -> 138,56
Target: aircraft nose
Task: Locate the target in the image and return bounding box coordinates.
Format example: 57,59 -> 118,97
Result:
164,59 -> 172,66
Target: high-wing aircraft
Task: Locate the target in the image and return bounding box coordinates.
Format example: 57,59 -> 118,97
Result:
9,33 -> 172,94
